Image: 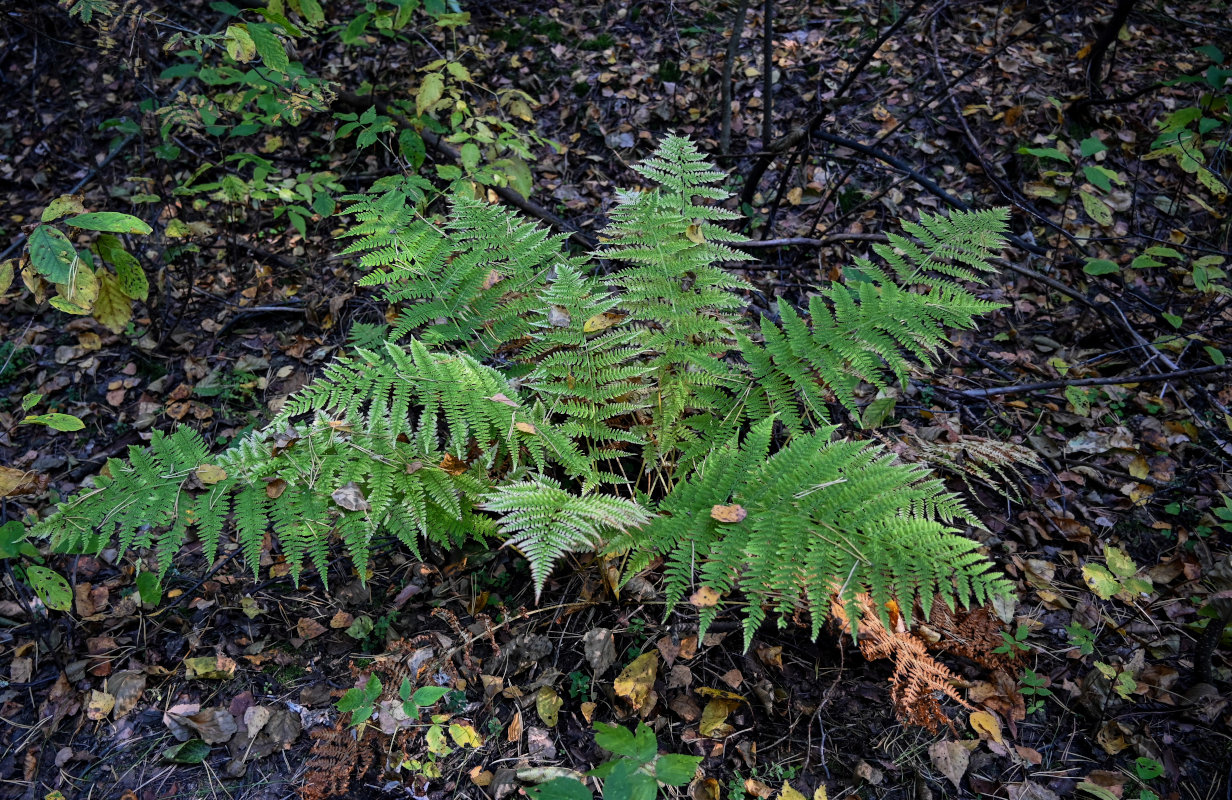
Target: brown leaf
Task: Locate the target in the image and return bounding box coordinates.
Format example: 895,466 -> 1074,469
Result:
0,465 -> 45,498
265,478 -> 288,499
184,654 -> 237,680
297,617 -> 327,640
195,464 -> 228,485
928,740 -> 970,788
106,670 -> 146,719
583,628 -> 616,675
709,504 -> 747,523
440,453 -> 470,475
331,482 -> 370,511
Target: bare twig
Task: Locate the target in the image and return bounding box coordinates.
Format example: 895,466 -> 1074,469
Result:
943,364 -> 1230,399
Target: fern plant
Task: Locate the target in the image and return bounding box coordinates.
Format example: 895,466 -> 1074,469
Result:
34,135 -> 1020,649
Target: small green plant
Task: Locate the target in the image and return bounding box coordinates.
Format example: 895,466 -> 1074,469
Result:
1132,756 -> 1165,800
0,521 -> 72,614
567,670 -> 592,699
336,674 -> 451,727
526,721 -> 701,800
1018,667 -> 1053,714
1065,622 -> 1097,656
992,623 -> 1031,656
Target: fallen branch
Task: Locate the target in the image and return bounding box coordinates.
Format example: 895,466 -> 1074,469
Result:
942,364 -> 1230,399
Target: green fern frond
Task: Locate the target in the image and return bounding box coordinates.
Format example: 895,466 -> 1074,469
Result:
746,208 -> 1009,427
482,477 -> 653,599
611,417 -> 1006,649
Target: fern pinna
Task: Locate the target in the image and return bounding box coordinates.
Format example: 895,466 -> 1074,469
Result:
34,135 -> 1017,648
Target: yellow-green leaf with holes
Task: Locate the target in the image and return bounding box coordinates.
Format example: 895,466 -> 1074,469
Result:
1081,191 -> 1113,226
224,24 -> 257,62
1082,563 -> 1120,600
417,73 -> 445,118
41,195 -> 86,223
0,259 -> 13,294
93,271 -> 133,334
1104,546 -> 1138,578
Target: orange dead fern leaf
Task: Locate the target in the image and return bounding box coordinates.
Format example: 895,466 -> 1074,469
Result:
832,594 -> 972,732
921,601 -> 1017,671
300,723 -> 360,800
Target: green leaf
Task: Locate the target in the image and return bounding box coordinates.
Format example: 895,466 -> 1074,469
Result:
66,212 -> 152,235
1018,146 -> 1070,163
460,142 -> 481,172
26,565 -> 72,611
654,754 -> 702,785
247,22 -> 289,73
1131,254 -> 1165,269
96,234 -> 148,301
1162,312 -> 1183,328
1079,137 -> 1107,157
526,778 -> 593,800
602,759 -> 656,800
0,259 -> 12,294
21,393 -> 41,412
1083,258 -> 1120,276
411,685 -> 452,708
21,413 -> 86,432
1205,346 -> 1226,365
436,164 -> 463,181
162,739 -> 212,764
1143,245 -> 1182,259
631,722 -> 657,763
399,129 -> 426,169
417,73 -> 445,118
136,571 -> 163,605
593,722 -> 639,758
1080,191 -> 1113,225
28,225 -> 78,284
1082,165 -> 1120,192
859,394 -> 896,429
0,520 -> 38,560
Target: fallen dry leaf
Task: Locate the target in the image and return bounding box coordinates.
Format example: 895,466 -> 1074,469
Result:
928,740 -> 970,788
969,709 -> 1004,744
710,503 -> 747,523
614,651 -> 658,712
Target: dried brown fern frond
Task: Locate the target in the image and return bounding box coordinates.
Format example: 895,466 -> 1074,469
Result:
920,602 -> 1016,671
300,723 -> 359,800
832,594 -> 972,732
887,429 -> 1041,501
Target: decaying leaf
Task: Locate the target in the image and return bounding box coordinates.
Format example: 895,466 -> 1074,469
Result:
536,687 -> 563,727
928,740 -> 970,788
709,504 -> 747,523
614,651 -> 658,712
969,709 -> 1004,744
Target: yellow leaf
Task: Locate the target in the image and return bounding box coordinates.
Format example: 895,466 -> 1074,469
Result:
515,421 -> 537,434
536,686 -> 563,727
968,709 -> 1003,744
582,311 -> 626,334
86,690 -> 115,720
195,464 -> 228,485
779,782 -> 807,800
614,651 -> 658,711
814,786 -> 828,800
92,271 -> 132,334
699,696 -> 740,738
690,586 -> 721,607
685,222 -> 706,244
449,721 -> 482,748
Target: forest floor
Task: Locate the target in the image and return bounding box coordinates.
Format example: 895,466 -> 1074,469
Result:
1,1 -> 1230,799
